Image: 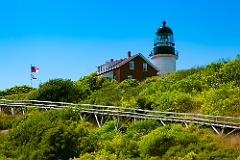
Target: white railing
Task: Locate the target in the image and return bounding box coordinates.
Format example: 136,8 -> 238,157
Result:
0,99 -> 240,130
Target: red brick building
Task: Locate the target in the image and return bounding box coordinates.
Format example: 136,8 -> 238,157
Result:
97,51 -> 158,83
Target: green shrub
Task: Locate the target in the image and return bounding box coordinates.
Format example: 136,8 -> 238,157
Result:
201,84 -> 240,116
155,91 -> 196,112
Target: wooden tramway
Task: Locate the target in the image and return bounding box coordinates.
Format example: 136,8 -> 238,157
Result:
0,99 -> 240,136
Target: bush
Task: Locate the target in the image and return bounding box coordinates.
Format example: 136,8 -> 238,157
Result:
201,84 -> 240,116
33,78 -> 82,103
0,113 -> 19,130
171,74 -> 206,93
155,91 -> 196,112
139,125 -> 198,158
6,109 -> 93,160
117,79 -> 140,89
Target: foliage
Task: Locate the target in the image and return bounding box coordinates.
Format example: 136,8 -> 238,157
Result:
177,151 -> 197,160
201,84 -> 240,116
221,55 -> 240,85
30,78 -> 82,102
117,79 -> 140,89
76,72 -> 112,92
170,67 -> 204,82
70,149 -> 119,160
0,85 -> 34,96
126,120 -> 160,137
81,82 -> 119,105
171,74 -> 206,93
1,54 -> 240,159
0,85 -> 34,100
139,124 -> 199,158
0,111 -> 240,159
202,61 -> 224,89
136,97 -> 154,110
0,113 -> 19,130
151,91 -> 197,112
0,109 -> 93,160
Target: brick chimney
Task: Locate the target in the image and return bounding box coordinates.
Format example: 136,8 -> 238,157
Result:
127,51 -> 131,58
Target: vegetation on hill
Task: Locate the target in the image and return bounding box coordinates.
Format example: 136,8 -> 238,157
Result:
0,109 -> 240,160
1,55 -> 239,116
0,55 -> 240,159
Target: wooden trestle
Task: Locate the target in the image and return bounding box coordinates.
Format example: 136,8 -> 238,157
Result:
0,99 -> 240,136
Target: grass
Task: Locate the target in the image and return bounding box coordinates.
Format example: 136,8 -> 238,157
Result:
217,133 -> 240,152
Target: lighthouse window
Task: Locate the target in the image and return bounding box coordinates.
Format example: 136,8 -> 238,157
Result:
143,63 -> 147,71
155,33 -> 174,47
130,61 -> 134,70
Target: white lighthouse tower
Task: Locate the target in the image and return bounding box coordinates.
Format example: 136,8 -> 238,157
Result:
149,21 -> 179,74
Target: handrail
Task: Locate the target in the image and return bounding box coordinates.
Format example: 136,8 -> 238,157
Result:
0,99 -> 240,128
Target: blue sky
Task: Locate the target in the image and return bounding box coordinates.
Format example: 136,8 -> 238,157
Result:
1,0 -> 240,90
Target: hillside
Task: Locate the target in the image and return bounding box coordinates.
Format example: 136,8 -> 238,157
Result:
1,107 -> 240,159
2,55 -> 239,116
0,55 -> 239,159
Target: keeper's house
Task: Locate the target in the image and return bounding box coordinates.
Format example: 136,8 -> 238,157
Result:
96,51 -> 158,83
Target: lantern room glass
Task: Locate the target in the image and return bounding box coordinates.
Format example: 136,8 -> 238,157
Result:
154,33 -> 174,47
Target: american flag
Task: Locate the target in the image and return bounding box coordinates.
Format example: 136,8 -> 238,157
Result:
31,66 -> 39,72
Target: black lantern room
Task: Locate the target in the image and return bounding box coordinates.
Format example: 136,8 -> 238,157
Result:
150,21 -> 178,57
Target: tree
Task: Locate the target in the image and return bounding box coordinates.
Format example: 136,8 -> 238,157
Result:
33,78 -> 81,102
7,109 -> 93,160
139,125 -> 199,158
76,72 -> 111,92
221,55 -> 240,85
0,85 -> 35,100
117,79 -> 139,89
0,85 -> 33,96
171,74 -> 206,93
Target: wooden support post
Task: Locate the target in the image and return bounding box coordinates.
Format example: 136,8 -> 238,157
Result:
124,117 -> 132,124
80,114 -> 83,120
105,116 -> 110,124
160,120 -> 165,126
211,125 -> 220,135
113,116 -> 120,130
94,114 -> 101,128
225,128 -> 238,137
117,115 -> 120,129
100,115 -> 104,126
22,107 -> 25,115
118,117 -> 132,130
113,117 -> 117,130
11,107 -> 15,115
221,128 -> 225,136
184,122 -> 188,128
86,114 -> 91,120
80,113 -> 88,120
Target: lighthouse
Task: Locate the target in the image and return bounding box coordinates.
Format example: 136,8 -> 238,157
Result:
149,21 -> 179,74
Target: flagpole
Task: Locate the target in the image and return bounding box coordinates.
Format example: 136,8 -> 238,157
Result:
30,65 -> 39,88
30,64 -> 32,88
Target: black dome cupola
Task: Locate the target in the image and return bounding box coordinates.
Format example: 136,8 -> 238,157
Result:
156,21 -> 173,34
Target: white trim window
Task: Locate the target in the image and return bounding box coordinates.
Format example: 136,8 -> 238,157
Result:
128,75 -> 132,80
143,63 -> 147,71
130,61 -> 134,70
